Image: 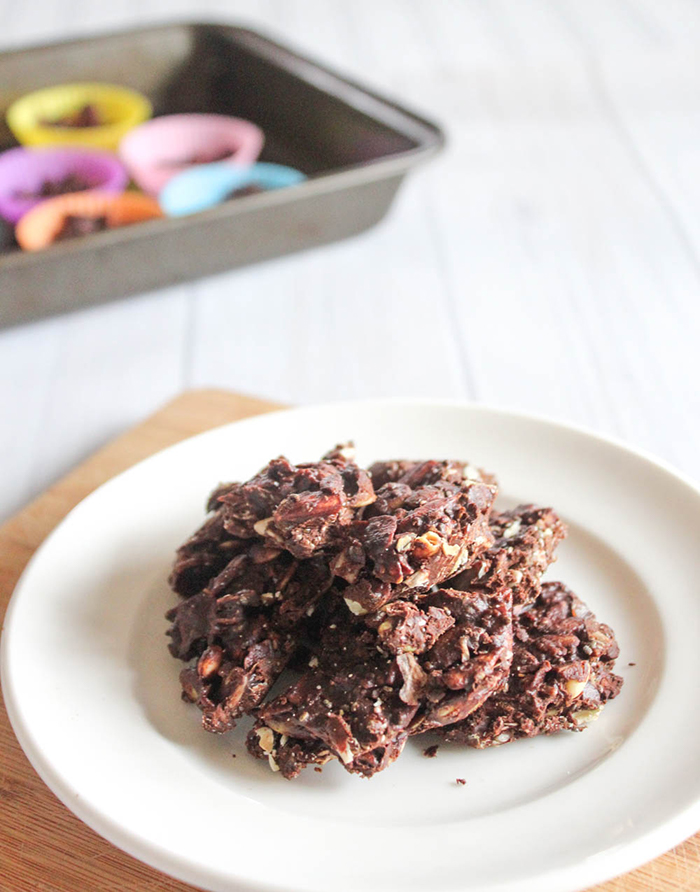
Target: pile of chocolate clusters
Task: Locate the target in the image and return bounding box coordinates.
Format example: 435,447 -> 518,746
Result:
166,446 -> 623,780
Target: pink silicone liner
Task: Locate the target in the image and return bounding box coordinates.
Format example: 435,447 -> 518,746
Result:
119,114 -> 265,195
0,147 -> 128,224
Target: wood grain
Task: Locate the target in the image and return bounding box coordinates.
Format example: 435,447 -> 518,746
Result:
2,0 -> 700,524
0,390 -> 280,892
0,388 -> 698,891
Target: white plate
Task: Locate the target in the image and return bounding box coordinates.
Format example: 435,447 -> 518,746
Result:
3,400 -> 700,892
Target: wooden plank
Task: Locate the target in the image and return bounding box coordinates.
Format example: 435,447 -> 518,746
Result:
3,0 -> 700,518
187,184 -> 469,403
0,412 -> 698,888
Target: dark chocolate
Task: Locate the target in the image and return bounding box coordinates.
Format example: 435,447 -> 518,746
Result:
43,104 -> 102,128
14,173 -> 93,200
218,444 -> 375,559
227,184 -> 265,200
54,214 -> 109,240
247,584 -> 512,778
450,504 -> 567,609
333,473 -> 496,614
167,548 -> 332,732
438,581 -> 623,747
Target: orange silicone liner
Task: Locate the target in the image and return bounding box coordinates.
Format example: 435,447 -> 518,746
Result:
15,191 -> 163,251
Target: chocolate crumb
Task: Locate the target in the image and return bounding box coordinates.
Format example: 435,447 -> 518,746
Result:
628,662 -> 636,667
455,778 -> 466,786
423,744 -> 439,758
314,767 -> 323,774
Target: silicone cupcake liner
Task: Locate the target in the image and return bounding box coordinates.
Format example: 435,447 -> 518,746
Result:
6,83 -> 152,151
0,147 -> 128,224
119,114 -> 264,195
160,162 -> 306,217
15,191 -> 162,251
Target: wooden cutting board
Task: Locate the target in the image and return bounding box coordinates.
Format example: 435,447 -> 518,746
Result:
0,389 -> 697,892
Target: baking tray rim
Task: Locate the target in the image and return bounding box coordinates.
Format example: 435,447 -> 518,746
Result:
0,17 -> 446,271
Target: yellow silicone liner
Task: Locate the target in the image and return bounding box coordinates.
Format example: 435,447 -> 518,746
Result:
6,83 -> 152,151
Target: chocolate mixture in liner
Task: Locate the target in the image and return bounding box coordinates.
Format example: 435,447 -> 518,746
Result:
246,583 -> 512,778
167,547 -> 332,732
439,581 -> 623,748
450,504 -> 567,610
54,214 -> 108,240
161,148 -> 238,168
217,444 -> 375,559
227,184 -> 265,200
42,104 -> 102,128
15,173 -> 94,200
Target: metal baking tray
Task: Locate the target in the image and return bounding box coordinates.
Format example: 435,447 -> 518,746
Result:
0,21 -> 444,328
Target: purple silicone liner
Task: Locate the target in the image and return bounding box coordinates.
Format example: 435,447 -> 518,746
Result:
0,147 -> 128,223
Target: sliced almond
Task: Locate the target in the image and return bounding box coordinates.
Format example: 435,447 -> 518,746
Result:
344,597 -> 368,616
502,520 -> 522,539
564,679 -> 588,699
253,517 -> 273,536
396,534 -> 416,553
405,569 -> 430,588
572,708 -> 601,727
255,726 -> 275,754
336,743 -> 354,765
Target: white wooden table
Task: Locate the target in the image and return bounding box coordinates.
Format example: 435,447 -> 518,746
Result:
1,0 -> 699,523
